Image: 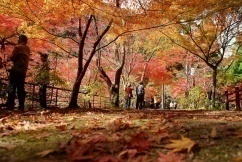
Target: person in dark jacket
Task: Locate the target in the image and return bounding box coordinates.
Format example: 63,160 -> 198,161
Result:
6,35 -> 30,111
136,82 -> 145,109
35,53 -> 50,109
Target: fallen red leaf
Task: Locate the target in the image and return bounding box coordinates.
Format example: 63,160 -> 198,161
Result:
129,132 -> 150,151
55,124 -> 67,131
156,151 -> 185,162
118,149 -> 137,159
97,155 -> 119,162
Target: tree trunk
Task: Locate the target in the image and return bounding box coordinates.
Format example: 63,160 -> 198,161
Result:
140,50 -> 156,83
161,82 -> 165,109
68,16 -> 93,109
97,67 -> 117,106
98,45 -> 126,107
67,17 -> 112,108
68,80 -> 82,108
212,68 -> 217,108
140,63 -> 148,82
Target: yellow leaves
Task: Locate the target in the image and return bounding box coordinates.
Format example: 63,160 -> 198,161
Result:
164,135 -> 196,153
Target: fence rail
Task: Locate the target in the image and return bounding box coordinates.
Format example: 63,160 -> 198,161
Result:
0,78 -> 110,109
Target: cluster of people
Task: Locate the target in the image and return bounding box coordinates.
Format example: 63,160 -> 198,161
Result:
125,82 -> 145,109
149,95 -> 161,109
125,83 -> 179,110
1,35 -> 50,112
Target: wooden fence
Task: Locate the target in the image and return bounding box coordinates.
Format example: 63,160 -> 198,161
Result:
224,86 -> 241,111
0,78 -> 111,109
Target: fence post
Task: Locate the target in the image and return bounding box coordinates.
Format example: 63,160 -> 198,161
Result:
225,90 -> 229,110
55,89 -> 58,107
49,87 -> 53,106
235,86 -> 241,111
32,84 -> 35,109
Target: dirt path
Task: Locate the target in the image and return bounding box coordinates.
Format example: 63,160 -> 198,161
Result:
0,109 -> 242,162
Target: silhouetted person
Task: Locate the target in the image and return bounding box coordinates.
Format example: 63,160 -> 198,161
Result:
136,82 -> 144,109
154,95 -> 159,109
36,53 -> 50,109
149,96 -> 154,109
6,35 -> 30,111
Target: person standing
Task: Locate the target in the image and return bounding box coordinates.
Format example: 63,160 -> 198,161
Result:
169,101 -> 174,109
149,96 -> 154,109
6,35 -> 30,111
136,82 -> 144,109
125,83 -> 133,109
35,53 -> 50,109
153,95 -> 158,109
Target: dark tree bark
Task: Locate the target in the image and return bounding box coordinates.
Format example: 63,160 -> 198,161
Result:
68,16 -> 112,108
98,45 -> 126,107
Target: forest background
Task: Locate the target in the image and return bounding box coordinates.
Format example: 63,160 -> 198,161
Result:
1,1 -> 242,109
1,1 -> 242,162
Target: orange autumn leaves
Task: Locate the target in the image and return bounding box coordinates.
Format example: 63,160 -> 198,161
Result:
61,114 -> 197,161
63,132 -> 196,162
164,135 -> 196,153
0,111 -> 197,161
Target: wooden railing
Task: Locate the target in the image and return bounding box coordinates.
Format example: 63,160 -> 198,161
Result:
27,83 -> 111,109
224,86 -> 241,110
0,78 -> 111,109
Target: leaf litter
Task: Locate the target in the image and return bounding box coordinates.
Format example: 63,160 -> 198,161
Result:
0,109 -> 242,161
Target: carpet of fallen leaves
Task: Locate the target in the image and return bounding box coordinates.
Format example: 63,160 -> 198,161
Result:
0,108 -> 242,162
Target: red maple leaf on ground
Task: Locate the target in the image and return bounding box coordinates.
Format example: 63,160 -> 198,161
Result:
128,131 -> 151,152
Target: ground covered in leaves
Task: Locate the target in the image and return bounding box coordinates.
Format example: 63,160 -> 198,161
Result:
0,108 -> 242,162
